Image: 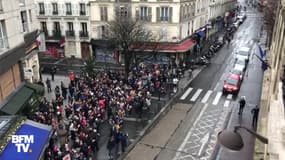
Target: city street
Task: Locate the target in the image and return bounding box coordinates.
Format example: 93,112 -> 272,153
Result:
125,6 -> 265,160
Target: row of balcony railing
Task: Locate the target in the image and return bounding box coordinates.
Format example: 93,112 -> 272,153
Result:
39,11 -> 87,16
44,30 -> 89,39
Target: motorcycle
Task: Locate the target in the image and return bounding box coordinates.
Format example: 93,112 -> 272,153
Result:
196,57 -> 210,66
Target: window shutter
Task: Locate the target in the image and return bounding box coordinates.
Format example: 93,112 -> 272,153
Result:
61,4 -> 65,15
85,4 -> 89,16
47,3 -> 51,15
180,6 -> 182,21
72,4 -> 75,15
100,7 -> 103,21
156,7 -> 160,22
148,7 -> 152,22
97,26 -> 102,38
135,7 -> 139,21
105,7 -> 108,21
169,7 -> 172,23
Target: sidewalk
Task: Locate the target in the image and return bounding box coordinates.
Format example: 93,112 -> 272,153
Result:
125,103 -> 191,160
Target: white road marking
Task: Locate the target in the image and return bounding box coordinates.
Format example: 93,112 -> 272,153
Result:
198,132 -> 210,156
212,92 -> 223,105
201,90 -> 213,103
174,104 -> 209,160
226,94 -> 233,100
224,100 -> 230,107
190,89 -> 203,102
213,83 -> 219,91
180,87 -> 193,100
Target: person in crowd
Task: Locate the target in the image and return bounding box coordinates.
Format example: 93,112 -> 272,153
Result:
46,78 -> 52,93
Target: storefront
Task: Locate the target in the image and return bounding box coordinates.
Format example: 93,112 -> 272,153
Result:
22,30 -> 41,83
0,83 -> 43,116
91,38 -> 196,69
132,38 -> 196,66
90,39 -> 120,64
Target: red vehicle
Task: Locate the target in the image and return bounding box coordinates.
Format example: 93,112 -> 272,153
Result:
223,73 -> 241,95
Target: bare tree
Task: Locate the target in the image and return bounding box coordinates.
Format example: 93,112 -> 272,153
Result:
106,15 -> 154,75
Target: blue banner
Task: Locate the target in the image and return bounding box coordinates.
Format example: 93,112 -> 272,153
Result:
0,123 -> 52,160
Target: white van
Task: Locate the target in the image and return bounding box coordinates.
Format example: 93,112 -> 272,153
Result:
235,47 -> 250,63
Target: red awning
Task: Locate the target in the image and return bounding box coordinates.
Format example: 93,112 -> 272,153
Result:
132,39 -> 196,53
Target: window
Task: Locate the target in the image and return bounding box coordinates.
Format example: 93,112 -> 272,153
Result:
100,6 -> 108,21
20,11 -> 28,32
119,6 -> 129,18
29,10 -> 32,22
66,3 -> 72,15
52,3 -> 58,15
40,22 -> 47,32
0,20 -> 8,49
0,0 -> 3,11
80,3 -> 86,15
80,22 -> 88,37
39,3 -> 45,15
67,22 -> 73,31
81,22 -> 87,33
140,7 -> 147,17
161,7 -> 169,21
101,25 -> 108,38
66,22 -> 74,37
54,22 -> 60,32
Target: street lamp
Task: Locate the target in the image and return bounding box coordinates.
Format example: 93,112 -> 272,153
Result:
218,125 -> 268,151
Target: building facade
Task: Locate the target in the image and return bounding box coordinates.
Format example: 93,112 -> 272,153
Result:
20,0 -> 41,83
255,0 -> 285,159
90,0 -> 197,42
194,0 -> 208,31
36,0 -> 91,59
0,0 -> 39,109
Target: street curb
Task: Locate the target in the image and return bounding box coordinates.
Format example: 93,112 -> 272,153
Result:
118,68 -> 203,160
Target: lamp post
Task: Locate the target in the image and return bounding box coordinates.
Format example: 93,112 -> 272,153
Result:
218,125 -> 268,151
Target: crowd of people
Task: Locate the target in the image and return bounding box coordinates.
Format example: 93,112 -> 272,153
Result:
28,62 -> 185,160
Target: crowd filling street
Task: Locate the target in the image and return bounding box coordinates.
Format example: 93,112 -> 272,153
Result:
28,62 -> 188,160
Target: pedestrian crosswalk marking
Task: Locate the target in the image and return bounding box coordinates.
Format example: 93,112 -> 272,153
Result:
224,100 -> 230,107
212,92 -> 223,105
180,87 -> 193,100
226,94 -> 233,100
190,89 -> 203,102
201,90 -> 213,103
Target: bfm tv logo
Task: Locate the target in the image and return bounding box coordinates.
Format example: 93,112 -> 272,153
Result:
11,135 -> 34,153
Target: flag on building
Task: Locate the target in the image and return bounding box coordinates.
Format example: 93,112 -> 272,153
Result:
258,44 -> 266,59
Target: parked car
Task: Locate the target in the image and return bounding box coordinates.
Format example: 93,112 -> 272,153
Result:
234,58 -> 247,71
223,73 -> 242,95
231,66 -> 245,80
235,47 -> 251,63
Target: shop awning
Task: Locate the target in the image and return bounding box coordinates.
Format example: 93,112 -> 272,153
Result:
132,39 -> 196,53
0,86 -> 34,115
0,120 -> 52,160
